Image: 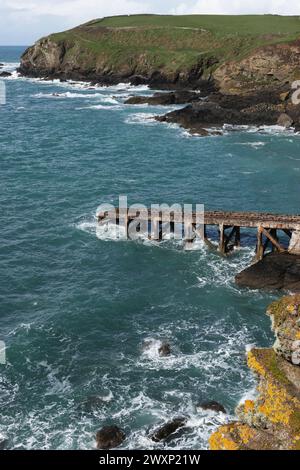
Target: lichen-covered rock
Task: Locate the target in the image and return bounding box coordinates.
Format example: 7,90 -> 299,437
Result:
209,295 -> 300,451
267,295 -> 300,364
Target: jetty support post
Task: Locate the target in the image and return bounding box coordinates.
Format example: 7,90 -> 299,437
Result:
289,230 -> 300,255
235,226 -> 241,248
218,223 -> 226,255
256,226 -> 264,261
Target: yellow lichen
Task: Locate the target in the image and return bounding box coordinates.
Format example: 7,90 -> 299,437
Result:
209,426 -> 240,451
258,381 -> 299,426
247,350 -> 266,377
243,400 -> 255,413
286,304 -> 296,314
238,425 -> 255,445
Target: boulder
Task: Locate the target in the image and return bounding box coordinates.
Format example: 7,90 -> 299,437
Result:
277,113 -> 294,128
150,418 -> 187,442
96,426 -> 126,450
235,253 -> 300,292
197,401 -> 226,414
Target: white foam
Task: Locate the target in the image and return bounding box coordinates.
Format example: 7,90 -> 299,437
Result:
80,104 -> 122,110
125,112 -> 157,125
32,92 -> 119,104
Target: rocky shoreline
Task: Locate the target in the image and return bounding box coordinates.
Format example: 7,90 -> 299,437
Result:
18,24 -> 300,136
123,88 -> 300,136
209,295 -> 300,450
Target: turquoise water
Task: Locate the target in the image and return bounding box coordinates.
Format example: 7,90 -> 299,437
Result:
1,46 -> 300,450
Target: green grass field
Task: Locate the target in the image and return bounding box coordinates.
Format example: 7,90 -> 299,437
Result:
48,15 -> 300,76
89,14 -> 300,36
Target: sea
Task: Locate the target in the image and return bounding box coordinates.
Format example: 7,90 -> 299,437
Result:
1,45 -> 300,450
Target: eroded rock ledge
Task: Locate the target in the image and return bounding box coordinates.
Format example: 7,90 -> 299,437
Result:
209,295 -> 300,450
155,89 -> 300,135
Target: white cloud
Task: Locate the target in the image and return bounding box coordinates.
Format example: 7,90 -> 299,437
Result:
172,0 -> 300,15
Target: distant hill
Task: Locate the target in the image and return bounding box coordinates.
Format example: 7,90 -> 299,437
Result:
19,14 -> 300,93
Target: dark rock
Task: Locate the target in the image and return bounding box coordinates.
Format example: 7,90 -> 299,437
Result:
0,71 -> 11,77
197,401 -> 227,414
156,95 -> 284,135
125,91 -> 201,106
236,253 -> 300,292
0,439 -> 8,450
150,417 -> 187,442
0,63 -> 4,67
277,113 -> 294,127
96,426 -> 125,450
158,342 -> 171,357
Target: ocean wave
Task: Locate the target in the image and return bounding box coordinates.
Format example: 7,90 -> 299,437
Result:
77,104 -> 123,111
223,123 -> 298,136
124,112 -> 158,125
31,92 -> 119,104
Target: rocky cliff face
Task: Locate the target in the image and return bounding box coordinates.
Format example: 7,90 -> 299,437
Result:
214,40 -> 300,95
19,19 -> 300,94
209,295 -> 300,451
18,31 -> 218,88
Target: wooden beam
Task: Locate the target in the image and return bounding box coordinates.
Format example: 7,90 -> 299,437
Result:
260,227 -> 286,253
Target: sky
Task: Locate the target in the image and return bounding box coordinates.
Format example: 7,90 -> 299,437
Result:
0,0 -> 300,45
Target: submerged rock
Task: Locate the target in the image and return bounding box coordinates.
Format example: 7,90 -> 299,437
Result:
197,401 -> 226,414
78,395 -> 110,414
96,426 -> 125,450
142,339 -> 172,357
158,343 -> 171,357
0,71 -> 11,77
235,253 -> 300,292
150,417 -> 187,442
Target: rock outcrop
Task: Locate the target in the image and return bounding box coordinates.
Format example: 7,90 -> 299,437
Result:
156,89 -> 300,135
197,401 -> 227,414
150,418 -> 187,442
125,90 -> 205,106
0,71 -> 11,77
235,253 -> 300,292
95,426 -> 126,449
209,295 -> 300,450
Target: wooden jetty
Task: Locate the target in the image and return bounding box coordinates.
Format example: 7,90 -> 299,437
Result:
98,208 -> 300,261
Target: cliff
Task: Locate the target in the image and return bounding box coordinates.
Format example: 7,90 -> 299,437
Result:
19,15 -> 300,93
209,295 -> 300,451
